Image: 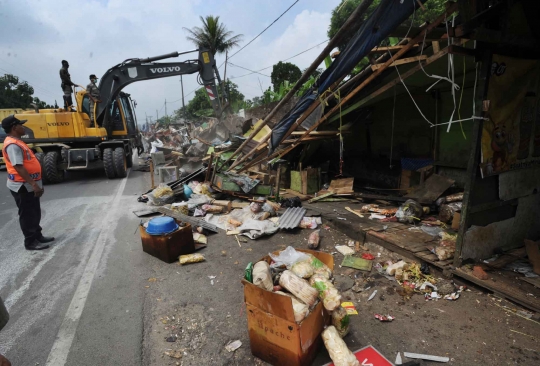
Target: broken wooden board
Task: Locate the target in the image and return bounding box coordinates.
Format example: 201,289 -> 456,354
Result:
281,189 -> 312,201
484,247 -> 527,269
452,268 -> 540,313
308,191 -> 335,203
329,177 -> 354,194
519,277 -> 540,289
405,174 -> 455,203
133,209 -> 160,217
371,55 -> 428,70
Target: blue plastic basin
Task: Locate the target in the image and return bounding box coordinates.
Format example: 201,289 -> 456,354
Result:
146,217 -> 179,236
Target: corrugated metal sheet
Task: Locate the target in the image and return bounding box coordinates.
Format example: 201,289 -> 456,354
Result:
278,207 -> 306,229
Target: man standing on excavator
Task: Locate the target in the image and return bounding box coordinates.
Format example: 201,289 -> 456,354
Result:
86,74 -> 101,126
59,60 -> 77,111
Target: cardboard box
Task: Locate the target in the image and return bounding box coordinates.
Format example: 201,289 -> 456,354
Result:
242,249 -> 334,366
140,220 -> 195,263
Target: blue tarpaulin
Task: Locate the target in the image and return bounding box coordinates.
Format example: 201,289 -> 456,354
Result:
269,0 -> 426,153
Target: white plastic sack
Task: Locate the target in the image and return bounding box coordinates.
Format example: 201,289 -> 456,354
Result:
269,246 -> 310,269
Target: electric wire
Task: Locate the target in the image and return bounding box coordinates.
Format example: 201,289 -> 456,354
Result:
218,0 -> 300,69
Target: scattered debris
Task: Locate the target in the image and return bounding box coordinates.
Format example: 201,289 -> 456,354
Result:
179,253 -> 205,265
473,265 -> 489,280
335,245 -> 355,256
225,340 -> 242,352
374,314 -> 395,322
368,289 -> 378,301
342,256 -> 373,271
403,352 -> 450,363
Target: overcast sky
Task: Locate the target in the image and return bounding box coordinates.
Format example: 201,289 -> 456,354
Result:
0,0 -> 338,124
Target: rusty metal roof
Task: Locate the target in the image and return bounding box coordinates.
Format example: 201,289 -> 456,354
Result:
278,207 -> 306,229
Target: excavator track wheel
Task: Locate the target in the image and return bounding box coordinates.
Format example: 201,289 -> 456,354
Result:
103,148 -> 116,179
34,152 -> 48,184
44,151 -> 65,184
113,147 -> 127,178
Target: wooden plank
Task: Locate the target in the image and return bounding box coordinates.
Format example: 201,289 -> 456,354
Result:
519,277 -> 540,289
343,39 -> 468,121
328,177 -> 354,194
308,191 -> 335,203
484,247 -> 527,269
454,51 -> 493,268
370,55 -> 428,70
405,174 -> 455,203
452,269 -> 540,313
368,44 -> 419,54
432,41 -> 440,53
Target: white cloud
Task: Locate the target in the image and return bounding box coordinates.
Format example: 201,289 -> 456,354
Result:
0,0 -> 336,122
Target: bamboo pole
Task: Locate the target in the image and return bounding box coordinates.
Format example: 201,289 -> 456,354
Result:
217,0 -> 375,171
238,2 -> 459,173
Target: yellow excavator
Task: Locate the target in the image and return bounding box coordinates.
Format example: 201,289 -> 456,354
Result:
1,49 -> 223,183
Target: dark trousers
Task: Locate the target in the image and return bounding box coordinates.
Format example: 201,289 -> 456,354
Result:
10,186 -> 42,247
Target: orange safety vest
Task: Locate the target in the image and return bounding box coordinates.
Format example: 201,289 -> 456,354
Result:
2,136 -> 42,182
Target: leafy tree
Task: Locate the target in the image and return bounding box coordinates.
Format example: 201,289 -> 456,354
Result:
271,62 -> 301,92
181,80 -> 245,118
328,0 -> 447,50
32,97 -> 54,109
184,16 -> 243,56
0,74 -> 35,108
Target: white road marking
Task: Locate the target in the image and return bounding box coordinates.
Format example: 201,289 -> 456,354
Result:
45,172 -> 130,366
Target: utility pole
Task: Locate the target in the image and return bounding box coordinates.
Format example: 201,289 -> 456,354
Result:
156,109 -> 159,124
164,99 -> 167,123
222,50 -> 229,107
180,75 -> 185,121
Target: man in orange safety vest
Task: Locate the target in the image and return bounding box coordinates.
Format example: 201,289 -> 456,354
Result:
1,115 -> 54,250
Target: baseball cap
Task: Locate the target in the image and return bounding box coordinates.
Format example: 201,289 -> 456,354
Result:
2,115 -> 27,132
89,74 -> 98,79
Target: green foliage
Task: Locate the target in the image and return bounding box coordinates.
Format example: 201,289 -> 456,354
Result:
0,74 -> 36,108
184,15 -> 243,55
271,61 -> 301,92
32,97 -> 54,109
178,80 -> 245,118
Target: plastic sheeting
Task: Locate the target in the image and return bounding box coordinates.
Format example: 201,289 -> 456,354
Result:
269,0 -> 425,153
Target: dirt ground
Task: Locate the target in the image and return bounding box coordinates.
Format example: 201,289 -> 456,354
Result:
140,216 -> 540,366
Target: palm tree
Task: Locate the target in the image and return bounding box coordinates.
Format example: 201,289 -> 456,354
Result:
184,15 -> 243,55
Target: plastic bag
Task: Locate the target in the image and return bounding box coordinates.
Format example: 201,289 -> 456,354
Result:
332,306 -> 350,338
439,202 -> 462,223
291,259 -> 315,279
275,291 -> 309,323
395,199 -> 423,224
269,246 -> 310,269
171,202 -> 189,215
279,270 -> 319,307
322,326 -> 360,366
421,225 -> 443,236
308,254 -> 332,279
146,183 -> 175,206
308,229 -> 321,249
179,253 -> 205,265
310,274 -> 341,311
253,261 -> 273,291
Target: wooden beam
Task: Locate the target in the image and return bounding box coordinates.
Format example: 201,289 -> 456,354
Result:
370,55 -> 427,71
328,40 -> 467,123
238,2 -> 460,173
218,0 -> 375,172
369,44 -> 419,54
432,41 -> 440,53
448,45 -> 481,58
453,51 -> 493,268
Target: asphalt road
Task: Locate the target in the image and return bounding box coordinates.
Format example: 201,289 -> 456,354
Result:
0,162 -> 153,366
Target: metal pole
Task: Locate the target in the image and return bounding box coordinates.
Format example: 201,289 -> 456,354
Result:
222,50 -> 229,107
180,75 -> 186,121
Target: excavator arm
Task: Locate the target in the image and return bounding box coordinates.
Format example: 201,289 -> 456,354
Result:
95,49 -> 222,133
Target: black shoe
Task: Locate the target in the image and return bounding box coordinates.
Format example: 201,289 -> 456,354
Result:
25,240 -> 50,251
37,236 -> 55,243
